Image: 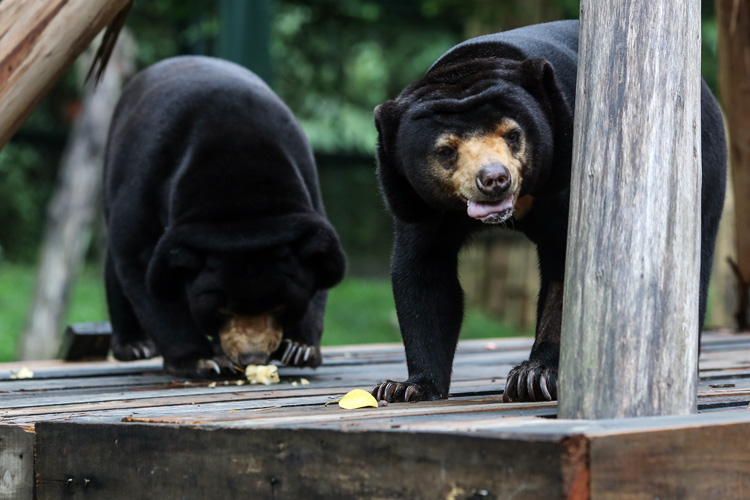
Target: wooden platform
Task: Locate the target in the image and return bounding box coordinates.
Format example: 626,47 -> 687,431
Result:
1,330 -> 749,499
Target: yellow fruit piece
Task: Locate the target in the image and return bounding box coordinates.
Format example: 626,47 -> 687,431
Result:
338,389 -> 378,409
10,366 -> 33,379
245,364 -> 280,385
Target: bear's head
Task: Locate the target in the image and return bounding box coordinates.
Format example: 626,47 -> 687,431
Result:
145,216 -> 346,366
375,57 -> 572,224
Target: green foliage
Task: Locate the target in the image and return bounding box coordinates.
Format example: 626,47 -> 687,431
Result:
272,0 -> 461,154
0,145 -> 50,261
0,262 -> 33,361
65,266 -> 109,325
126,0 -> 219,67
0,263 -> 108,361
317,160 -> 393,275
702,17 -> 719,95
323,277 -> 522,346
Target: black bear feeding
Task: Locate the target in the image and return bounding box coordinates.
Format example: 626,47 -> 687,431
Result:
104,56 -> 346,378
372,20 -> 726,403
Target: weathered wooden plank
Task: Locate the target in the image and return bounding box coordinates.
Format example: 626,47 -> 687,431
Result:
473,409 -> 750,437
34,421 -> 579,500
0,358 -> 164,381
7,328 -> 746,387
0,377 -> 744,430
119,398 -> 552,427
589,417 -> 750,499
560,0 -> 703,418
0,426 -> 34,500
0,374 -> 177,393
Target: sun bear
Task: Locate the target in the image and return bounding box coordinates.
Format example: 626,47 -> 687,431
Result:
371,20 -> 726,402
104,56 -> 346,378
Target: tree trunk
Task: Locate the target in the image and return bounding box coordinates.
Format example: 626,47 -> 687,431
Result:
558,1 -> 702,418
17,31 -> 135,361
0,0 -> 132,149
716,0 -> 750,329
709,170 -> 738,328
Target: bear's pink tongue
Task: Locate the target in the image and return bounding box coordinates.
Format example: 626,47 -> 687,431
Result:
467,197 -> 514,222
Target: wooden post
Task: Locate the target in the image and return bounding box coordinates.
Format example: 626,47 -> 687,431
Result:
716,0 -> 750,329
558,2 -> 702,418
0,0 -> 132,149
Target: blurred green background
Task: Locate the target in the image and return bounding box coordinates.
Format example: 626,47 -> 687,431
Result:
0,0 -> 721,361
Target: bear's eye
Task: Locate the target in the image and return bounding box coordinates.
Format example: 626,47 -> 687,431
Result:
505,130 -> 521,144
435,145 -> 457,160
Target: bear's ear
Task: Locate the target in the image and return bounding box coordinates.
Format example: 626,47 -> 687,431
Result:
297,227 -> 347,291
519,58 -> 569,118
374,101 -> 435,223
519,58 -> 574,179
146,241 -> 203,299
519,58 -> 573,128
374,100 -> 399,168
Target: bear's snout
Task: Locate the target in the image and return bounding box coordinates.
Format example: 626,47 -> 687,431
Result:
476,163 -> 511,198
239,351 -> 271,366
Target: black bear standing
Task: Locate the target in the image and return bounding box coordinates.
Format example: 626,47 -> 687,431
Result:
104,56 -> 346,378
372,20 -> 726,403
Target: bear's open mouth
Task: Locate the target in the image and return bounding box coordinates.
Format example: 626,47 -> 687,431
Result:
467,196 -> 514,224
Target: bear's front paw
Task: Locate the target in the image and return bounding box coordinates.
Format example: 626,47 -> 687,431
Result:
163,356 -> 235,379
370,380 -> 428,403
112,338 -> 159,361
273,339 -> 322,368
503,360 -> 557,402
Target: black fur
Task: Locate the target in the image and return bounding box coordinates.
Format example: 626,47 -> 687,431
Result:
373,20 -> 726,402
104,56 -> 346,378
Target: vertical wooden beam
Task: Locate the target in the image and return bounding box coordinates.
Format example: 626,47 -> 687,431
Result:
716,0 -> 750,329
0,0 -> 132,149
558,2 -> 702,418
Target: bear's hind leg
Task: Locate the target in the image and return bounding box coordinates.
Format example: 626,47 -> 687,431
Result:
105,253 -> 158,361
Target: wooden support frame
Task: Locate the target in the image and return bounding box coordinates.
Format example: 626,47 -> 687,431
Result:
0,0 -> 132,149
29,411 -> 750,500
559,2 -> 702,418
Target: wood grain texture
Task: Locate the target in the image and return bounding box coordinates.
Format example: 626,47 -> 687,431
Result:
34,422 -> 570,500
559,2 -> 702,418
0,427 -> 34,500
0,0 -> 132,148
717,0 -> 750,328
589,418 -> 750,499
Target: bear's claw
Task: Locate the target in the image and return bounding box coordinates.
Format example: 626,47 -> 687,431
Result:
274,339 -> 321,368
112,339 -> 159,361
503,360 -> 557,402
371,380 -> 424,403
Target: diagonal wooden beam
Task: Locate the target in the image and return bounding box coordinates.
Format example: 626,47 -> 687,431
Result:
0,0 -> 132,149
